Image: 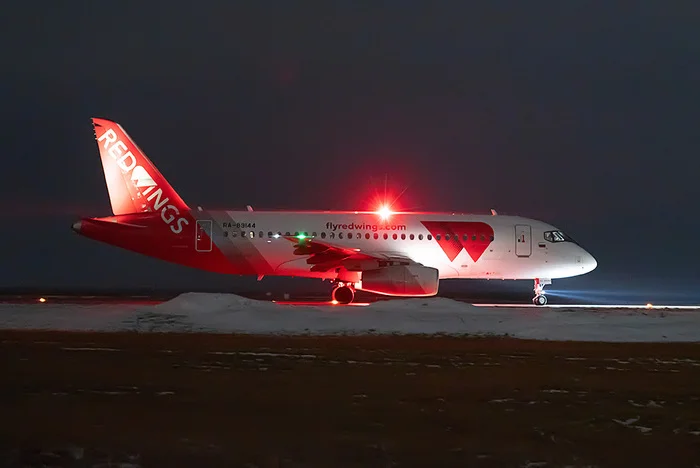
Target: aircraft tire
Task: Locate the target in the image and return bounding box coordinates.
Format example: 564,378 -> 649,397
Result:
333,286 -> 355,304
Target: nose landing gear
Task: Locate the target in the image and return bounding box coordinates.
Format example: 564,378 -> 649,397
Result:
533,294 -> 547,306
332,282 -> 355,304
533,278 -> 551,306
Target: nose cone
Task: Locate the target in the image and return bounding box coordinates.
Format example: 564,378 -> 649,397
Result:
583,251 -> 597,273
71,221 -> 82,233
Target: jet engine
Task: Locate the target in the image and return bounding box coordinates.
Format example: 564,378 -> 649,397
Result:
358,265 -> 439,296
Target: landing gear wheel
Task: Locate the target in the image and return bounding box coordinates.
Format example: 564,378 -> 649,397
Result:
532,278 -> 551,306
332,286 -> 355,304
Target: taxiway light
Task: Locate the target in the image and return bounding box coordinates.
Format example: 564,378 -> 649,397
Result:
331,300 -> 339,305
38,297 -> 46,303
646,303 -> 653,309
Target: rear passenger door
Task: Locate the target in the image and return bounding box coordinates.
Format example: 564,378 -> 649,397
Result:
195,220 -> 213,252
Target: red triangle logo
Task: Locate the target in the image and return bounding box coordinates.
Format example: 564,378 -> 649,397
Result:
420,221 -> 494,262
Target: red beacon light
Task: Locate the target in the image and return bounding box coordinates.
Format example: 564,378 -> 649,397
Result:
376,205 -> 393,220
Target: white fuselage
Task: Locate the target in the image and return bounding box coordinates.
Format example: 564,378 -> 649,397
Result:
202,211 -> 597,282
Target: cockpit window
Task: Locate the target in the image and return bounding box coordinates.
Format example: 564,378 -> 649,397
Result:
544,230 -> 577,244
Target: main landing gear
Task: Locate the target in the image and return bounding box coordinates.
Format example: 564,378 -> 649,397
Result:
533,278 -> 551,306
332,281 -> 355,304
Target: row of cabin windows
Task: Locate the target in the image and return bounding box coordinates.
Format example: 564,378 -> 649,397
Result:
223,230 -> 494,242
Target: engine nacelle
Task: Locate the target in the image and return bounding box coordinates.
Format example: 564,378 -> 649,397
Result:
358,265 -> 439,297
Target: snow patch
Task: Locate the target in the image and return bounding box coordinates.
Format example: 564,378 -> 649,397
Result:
613,417 -> 653,434
1,292 -> 700,342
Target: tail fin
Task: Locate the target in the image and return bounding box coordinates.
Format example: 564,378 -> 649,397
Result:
92,118 -> 189,216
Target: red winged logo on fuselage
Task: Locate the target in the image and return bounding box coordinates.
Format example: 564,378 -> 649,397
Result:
420,221 -> 494,263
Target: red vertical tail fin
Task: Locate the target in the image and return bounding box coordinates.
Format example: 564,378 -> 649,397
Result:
92,118 -> 189,216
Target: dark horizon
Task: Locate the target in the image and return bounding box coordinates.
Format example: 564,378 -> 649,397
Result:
2,2 -> 699,303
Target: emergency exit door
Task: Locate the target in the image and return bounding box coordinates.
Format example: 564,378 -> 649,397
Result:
195,220 -> 213,252
515,224 -> 531,257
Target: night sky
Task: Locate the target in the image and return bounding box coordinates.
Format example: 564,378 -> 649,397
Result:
2,3 -> 699,301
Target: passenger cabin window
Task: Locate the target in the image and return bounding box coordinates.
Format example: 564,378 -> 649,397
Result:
321,232 -> 327,239
418,234 -> 423,240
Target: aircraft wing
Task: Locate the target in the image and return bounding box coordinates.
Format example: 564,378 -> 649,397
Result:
283,236 -> 418,272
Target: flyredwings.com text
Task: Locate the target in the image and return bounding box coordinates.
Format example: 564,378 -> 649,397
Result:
325,222 -> 406,232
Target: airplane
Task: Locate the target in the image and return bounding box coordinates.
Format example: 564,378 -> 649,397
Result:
72,118 -> 597,306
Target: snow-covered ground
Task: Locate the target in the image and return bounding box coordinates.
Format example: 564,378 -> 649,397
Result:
1,293 -> 700,342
